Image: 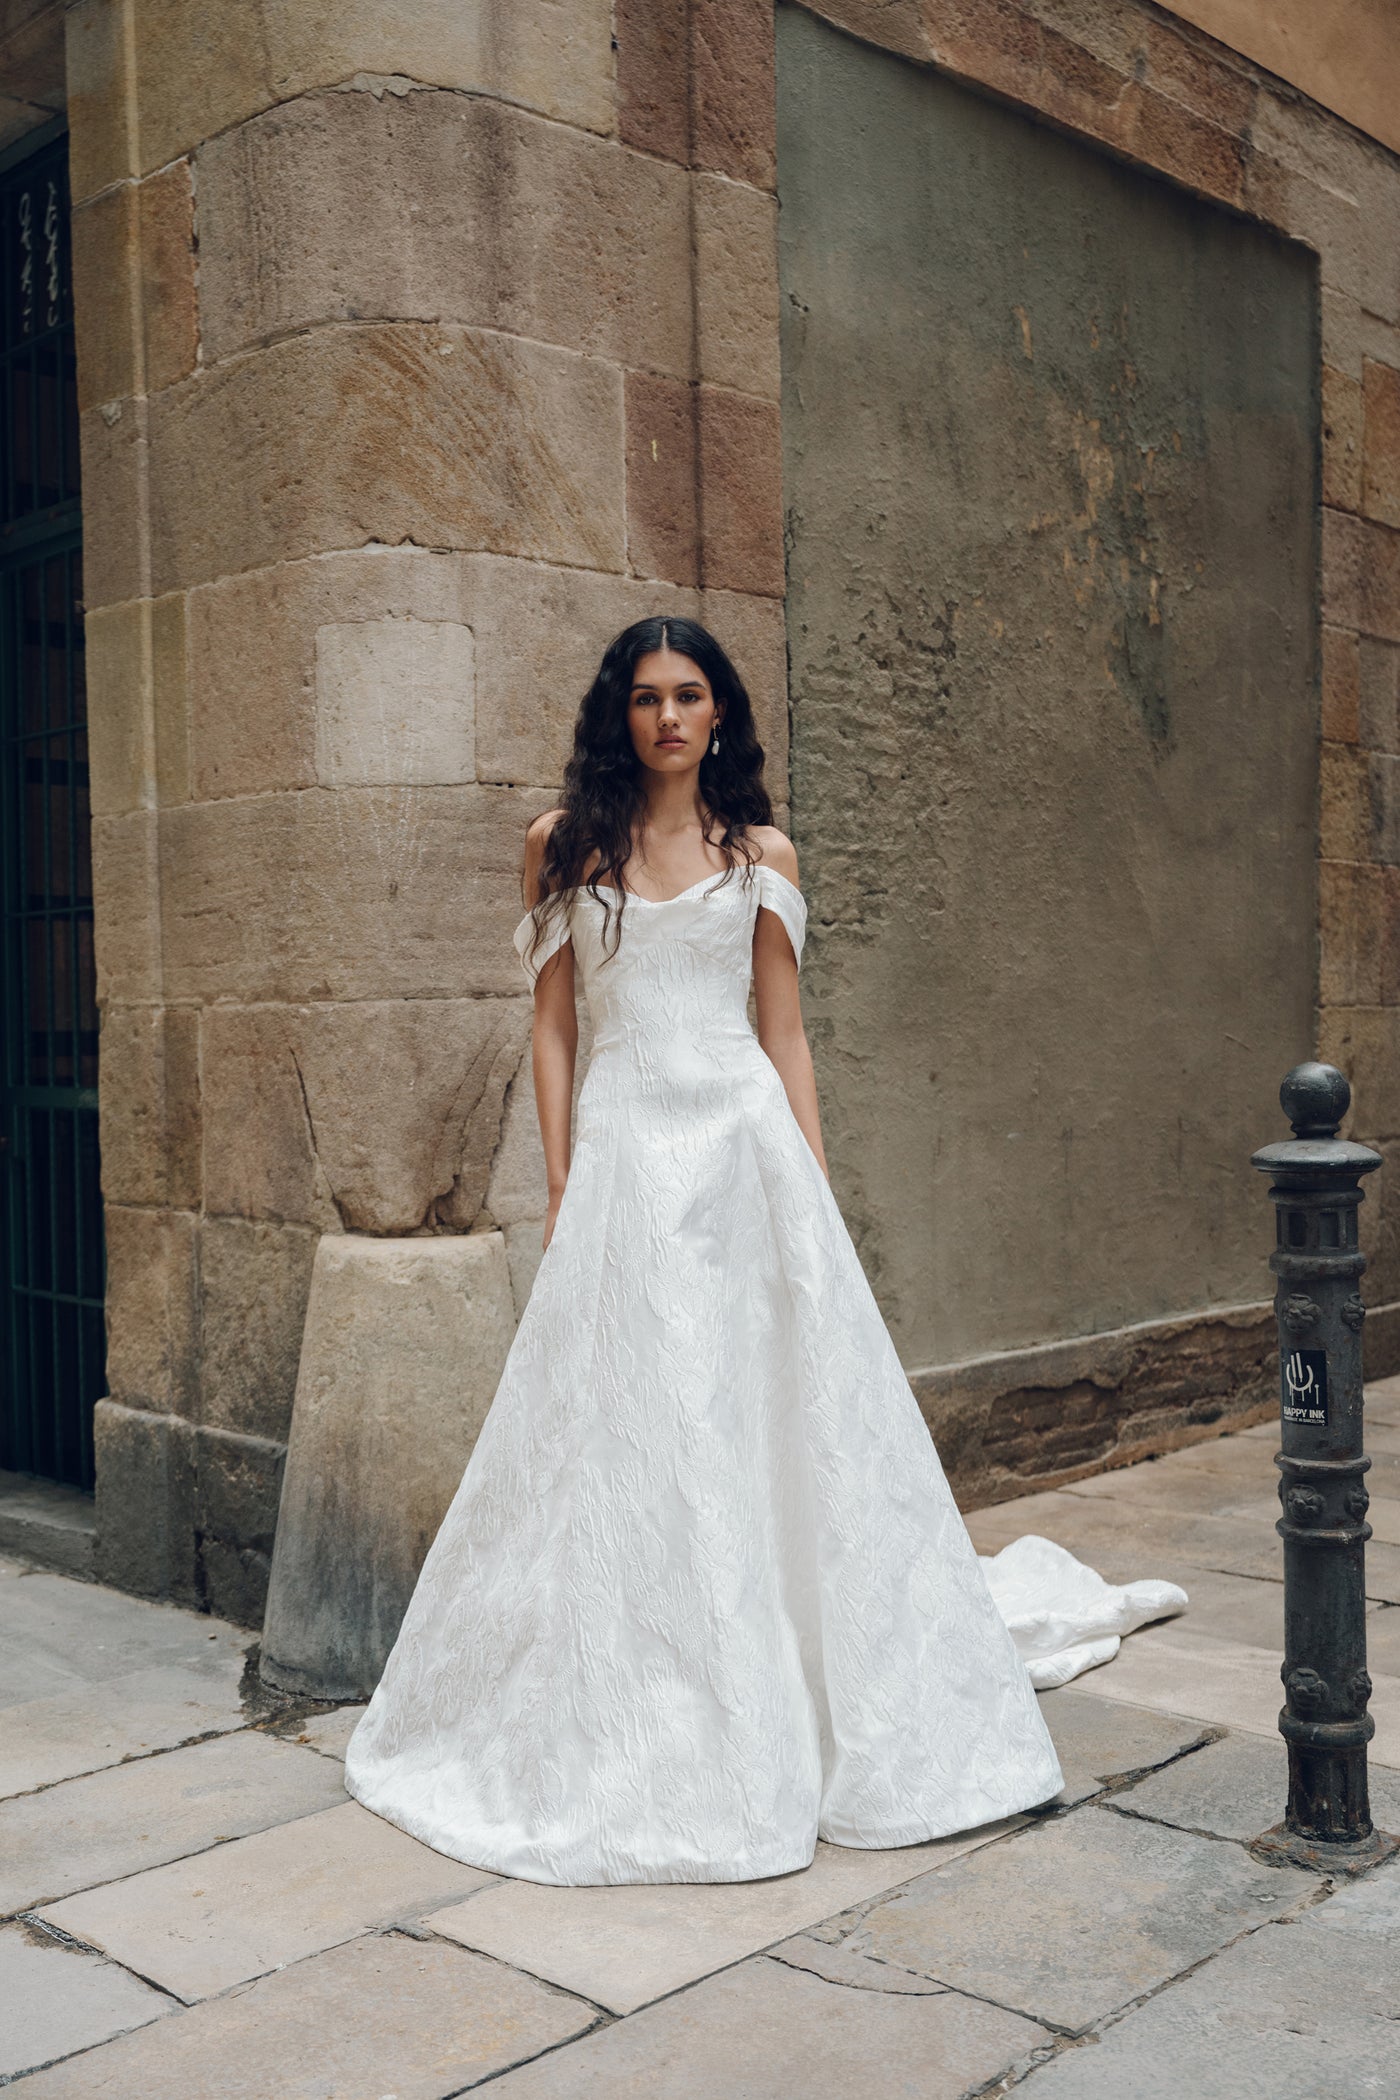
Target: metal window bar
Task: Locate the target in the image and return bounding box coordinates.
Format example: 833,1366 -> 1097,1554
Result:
0,124 -> 102,1490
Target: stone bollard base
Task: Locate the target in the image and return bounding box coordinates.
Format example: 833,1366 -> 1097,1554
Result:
1249,1821 -> 1400,1878
260,1231 -> 516,1703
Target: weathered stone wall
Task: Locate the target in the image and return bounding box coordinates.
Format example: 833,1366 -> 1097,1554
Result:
30,0 -> 1400,1601
773,0 -> 1400,1503
66,0 -> 786,1622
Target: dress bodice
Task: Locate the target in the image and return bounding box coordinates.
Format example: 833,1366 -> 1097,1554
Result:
513,865 -> 807,1059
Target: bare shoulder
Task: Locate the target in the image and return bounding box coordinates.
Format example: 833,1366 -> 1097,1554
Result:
525,806 -> 566,849
749,825 -> 799,883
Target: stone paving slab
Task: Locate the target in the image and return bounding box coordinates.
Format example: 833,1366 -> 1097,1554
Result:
0,1571 -> 248,1705
429,1821 -> 1023,2015
850,1802 -> 1314,2034
275,1704 -> 365,1762
1018,1863 -> 1400,2097
12,1930 -> 597,2100
0,1664 -> 249,1799
963,1491 -> 1286,1586
1077,1623 -> 1400,1770
40,1800 -> 496,2002
0,1920 -> 169,2083
487,1949 -> 1051,2098
1037,1688 -> 1214,1805
1112,1728 -> 1400,1843
0,1731 -> 347,1914
768,1930 -> 948,1993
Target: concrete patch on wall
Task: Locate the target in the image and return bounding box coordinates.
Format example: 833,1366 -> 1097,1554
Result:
777,9 -> 1320,1392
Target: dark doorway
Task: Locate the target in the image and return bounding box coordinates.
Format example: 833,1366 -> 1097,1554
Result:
0,121 -> 103,1489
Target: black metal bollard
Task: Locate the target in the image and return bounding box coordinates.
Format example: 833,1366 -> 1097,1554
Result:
1249,1062 -> 1398,1874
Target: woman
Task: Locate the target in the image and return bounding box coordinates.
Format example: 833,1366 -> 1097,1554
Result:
344,615 -> 1071,1885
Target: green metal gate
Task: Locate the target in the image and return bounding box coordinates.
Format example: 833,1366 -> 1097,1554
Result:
0,122 -> 103,1489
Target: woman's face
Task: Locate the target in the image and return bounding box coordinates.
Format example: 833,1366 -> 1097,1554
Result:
627,648 -> 722,777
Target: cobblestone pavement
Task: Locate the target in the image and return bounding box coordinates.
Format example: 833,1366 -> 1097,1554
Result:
4,1378 -> 1400,2096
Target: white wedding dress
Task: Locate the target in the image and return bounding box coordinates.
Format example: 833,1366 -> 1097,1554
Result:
345,864 -> 1180,1885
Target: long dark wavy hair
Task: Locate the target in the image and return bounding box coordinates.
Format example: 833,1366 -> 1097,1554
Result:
526,616 -> 772,966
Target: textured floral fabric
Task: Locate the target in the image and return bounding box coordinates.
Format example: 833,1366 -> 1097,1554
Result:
344,863 -> 1066,1884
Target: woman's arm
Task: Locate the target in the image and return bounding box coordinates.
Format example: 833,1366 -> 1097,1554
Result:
752,835 -> 829,1179
524,812 -> 578,1249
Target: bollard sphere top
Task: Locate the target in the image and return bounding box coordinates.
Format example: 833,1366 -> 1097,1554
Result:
1280,1062 -> 1350,1139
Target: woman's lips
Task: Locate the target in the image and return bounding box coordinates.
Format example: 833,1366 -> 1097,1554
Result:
656,737 -> 686,749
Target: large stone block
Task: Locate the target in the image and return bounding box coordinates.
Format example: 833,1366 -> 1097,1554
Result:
1358,634 -> 1400,752
78,395 -> 150,611
200,996 -> 530,1233
102,1206 -> 198,1415
97,1003 -> 201,1210
1324,506 -> 1400,644
193,1421 -> 287,1628
198,89 -> 691,377
693,171 -> 781,400
1319,859 -> 1387,1008
121,0 -> 614,178
93,1397 -> 197,1605
187,546 -> 468,800
91,809 -> 161,1005
65,0 -> 136,203
196,1216 -> 319,1443
697,384 -> 785,596
71,160 -> 197,414
625,367 -> 700,586
315,617 -> 474,787
690,0 -> 778,189
84,598 -> 153,818
700,586 -> 790,791
260,1231 -> 517,1698
146,322 -> 625,594
158,784 -> 550,1003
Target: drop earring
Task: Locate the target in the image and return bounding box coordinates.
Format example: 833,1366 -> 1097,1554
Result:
710,725 -> 721,757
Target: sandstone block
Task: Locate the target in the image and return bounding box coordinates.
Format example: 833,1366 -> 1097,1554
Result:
93,1397 -> 197,1605
193,1421 -> 286,1628
0,4 -> 68,116
1321,622 -> 1361,743
91,809 -> 161,1005
1358,635 -> 1400,752
1317,1007 -> 1400,1151
136,158 -> 199,395
200,997 -> 530,1233
1319,739 -> 1372,861
700,586 -> 790,789
196,1216 -> 318,1443
315,616 -> 474,786
1325,498 -> 1400,647
465,553 -> 701,787
625,367 -> 700,586
146,323 -> 625,595
265,0 -> 616,138
614,0 -> 689,163
188,546 -> 467,800
1319,859 -> 1386,1007
84,598 -> 153,817
149,587 -> 190,803
693,172 -> 781,400
698,384 -> 784,597
64,0 -> 136,202
78,396 -> 149,610
261,1232 -> 516,1699
1322,362 -> 1363,513
1385,868 -> 1400,1005
102,1207 -> 197,1415
691,0 -> 777,189
198,90 -> 691,377
159,784 -> 550,1003
1370,751 -> 1400,863
1364,355 -> 1400,528
97,1003 -> 201,1210
70,183 -> 137,413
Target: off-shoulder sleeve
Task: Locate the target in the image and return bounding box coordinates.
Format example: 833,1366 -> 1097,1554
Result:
513,901 -> 572,988
754,864 -> 807,969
